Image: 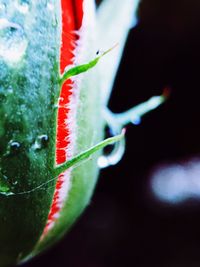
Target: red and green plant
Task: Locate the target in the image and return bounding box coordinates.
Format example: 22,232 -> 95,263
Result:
0,1 -> 165,266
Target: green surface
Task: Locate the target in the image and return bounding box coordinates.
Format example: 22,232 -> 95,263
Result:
0,1 -> 61,265
34,0 -> 105,254
0,0 -> 141,266
0,0 -> 107,265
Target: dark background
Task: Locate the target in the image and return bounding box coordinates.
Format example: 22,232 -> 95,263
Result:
25,0 -> 200,266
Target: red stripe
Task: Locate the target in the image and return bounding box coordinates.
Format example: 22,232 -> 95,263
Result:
43,0 -> 84,235
57,0 -> 84,164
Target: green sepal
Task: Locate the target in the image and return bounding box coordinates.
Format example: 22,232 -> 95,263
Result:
60,45 -> 117,85
54,129 -> 125,177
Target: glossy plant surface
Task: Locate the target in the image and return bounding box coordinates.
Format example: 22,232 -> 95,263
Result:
0,0 -> 160,266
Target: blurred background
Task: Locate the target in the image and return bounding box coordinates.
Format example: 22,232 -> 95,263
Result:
25,0 -> 200,266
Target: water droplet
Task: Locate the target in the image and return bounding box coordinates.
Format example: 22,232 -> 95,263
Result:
0,19 -> 28,65
15,0 -> 30,14
8,141 -> 21,155
0,3 -> 6,14
3,140 -> 21,157
32,135 -> 49,151
131,115 -> 141,125
7,86 -> 13,94
47,2 -> 54,11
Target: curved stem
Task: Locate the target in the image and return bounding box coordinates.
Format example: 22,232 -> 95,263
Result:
98,92 -> 168,168
104,93 -> 167,131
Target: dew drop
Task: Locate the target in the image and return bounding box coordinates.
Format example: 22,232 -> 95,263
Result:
15,0 -> 30,14
8,141 -> 21,155
0,18 -> 28,65
32,135 -> 49,151
131,115 -> 141,125
3,140 -> 21,157
54,103 -> 59,109
0,3 -> 6,14
10,141 -> 21,149
47,2 -> 54,11
7,86 -> 13,94
12,181 -> 18,186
